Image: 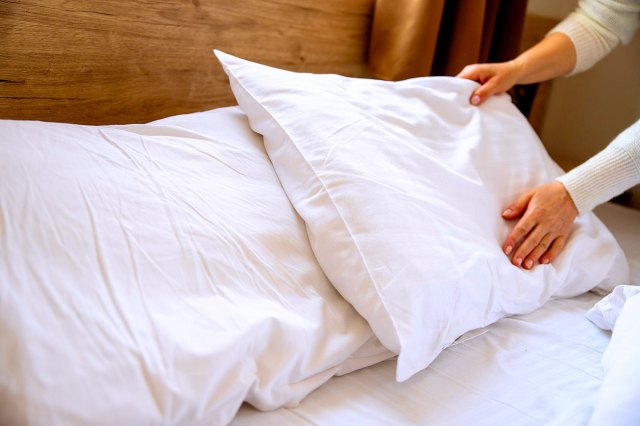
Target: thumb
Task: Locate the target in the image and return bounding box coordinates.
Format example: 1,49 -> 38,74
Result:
502,190 -> 533,219
470,82 -> 499,106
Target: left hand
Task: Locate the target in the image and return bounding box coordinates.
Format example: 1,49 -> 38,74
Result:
501,181 -> 578,269
456,61 -> 522,106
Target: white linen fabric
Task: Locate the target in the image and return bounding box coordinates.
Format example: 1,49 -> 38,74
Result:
232,204 -> 640,425
215,51 -> 629,381
586,284 -> 640,330
234,292 -> 611,426
590,292 -> 640,426
0,107 -> 377,425
587,204 -> 640,426
587,204 -> 640,425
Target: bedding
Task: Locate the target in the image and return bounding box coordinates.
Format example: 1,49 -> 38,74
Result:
215,51 -> 630,381
587,204 -> 640,426
234,202 -> 640,425
235,293 -> 610,426
586,284 -> 640,330
590,291 -> 640,426
0,57 -> 635,426
0,108 -> 388,425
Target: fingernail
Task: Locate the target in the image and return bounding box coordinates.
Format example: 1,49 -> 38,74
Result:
502,209 -> 512,216
471,95 -> 481,105
514,257 -> 522,266
525,259 -> 533,269
505,245 -> 512,255
541,258 -> 550,264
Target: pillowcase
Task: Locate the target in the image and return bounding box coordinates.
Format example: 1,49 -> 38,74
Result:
215,51 -> 630,381
0,107 -> 375,425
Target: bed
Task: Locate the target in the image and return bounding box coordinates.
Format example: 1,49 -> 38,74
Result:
1,1 -> 639,425
233,203 -> 640,426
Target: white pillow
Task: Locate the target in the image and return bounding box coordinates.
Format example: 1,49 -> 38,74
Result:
215,51 -> 629,381
0,108 -> 374,425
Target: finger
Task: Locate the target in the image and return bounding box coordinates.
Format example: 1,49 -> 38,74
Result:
455,65 -> 495,105
539,236 -> 567,265
512,225 -> 547,268
523,233 -> 553,269
502,211 -> 536,258
502,190 -> 534,220
456,64 -> 482,80
470,81 -> 501,105
502,191 -> 535,255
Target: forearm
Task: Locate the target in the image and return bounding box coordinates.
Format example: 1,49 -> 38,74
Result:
551,1 -> 640,75
521,0 -> 640,80
511,32 -> 577,85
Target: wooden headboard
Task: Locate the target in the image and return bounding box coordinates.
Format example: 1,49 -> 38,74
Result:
0,0 -> 374,124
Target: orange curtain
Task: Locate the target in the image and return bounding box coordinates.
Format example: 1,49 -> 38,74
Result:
369,0 -> 528,81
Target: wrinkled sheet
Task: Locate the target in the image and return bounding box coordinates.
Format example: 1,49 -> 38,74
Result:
588,204 -> 640,426
587,203 -> 640,426
590,291 -> 640,426
235,294 -> 609,426
586,284 -> 640,330
233,203 -> 640,425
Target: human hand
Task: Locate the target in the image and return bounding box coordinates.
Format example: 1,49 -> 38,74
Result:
501,181 -> 578,269
456,61 -> 522,106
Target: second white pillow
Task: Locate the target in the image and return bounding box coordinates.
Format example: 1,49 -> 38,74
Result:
216,51 -> 629,381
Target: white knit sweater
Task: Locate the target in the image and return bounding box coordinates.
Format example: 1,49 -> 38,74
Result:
549,0 -> 640,214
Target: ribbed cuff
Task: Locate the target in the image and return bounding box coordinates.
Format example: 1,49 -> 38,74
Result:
548,12 -> 619,75
556,132 -> 640,215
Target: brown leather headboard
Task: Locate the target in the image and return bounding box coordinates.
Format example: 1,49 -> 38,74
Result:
0,0 -> 374,124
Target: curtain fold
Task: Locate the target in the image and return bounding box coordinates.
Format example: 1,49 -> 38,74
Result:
369,0 -> 528,81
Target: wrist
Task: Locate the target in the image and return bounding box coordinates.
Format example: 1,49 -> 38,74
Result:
509,56 -> 529,86
553,181 -> 578,217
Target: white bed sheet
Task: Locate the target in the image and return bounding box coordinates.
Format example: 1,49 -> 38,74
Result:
233,202 -> 640,426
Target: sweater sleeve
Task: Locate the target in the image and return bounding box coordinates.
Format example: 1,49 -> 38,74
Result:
549,0 -> 640,74
556,119 -> 640,214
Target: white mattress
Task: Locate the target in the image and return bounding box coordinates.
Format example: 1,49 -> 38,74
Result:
233,202 -> 640,426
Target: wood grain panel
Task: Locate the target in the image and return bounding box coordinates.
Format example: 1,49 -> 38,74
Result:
0,0 -> 374,124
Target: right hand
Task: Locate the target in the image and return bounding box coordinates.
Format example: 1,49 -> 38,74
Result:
501,181 -> 578,269
456,61 -> 523,106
